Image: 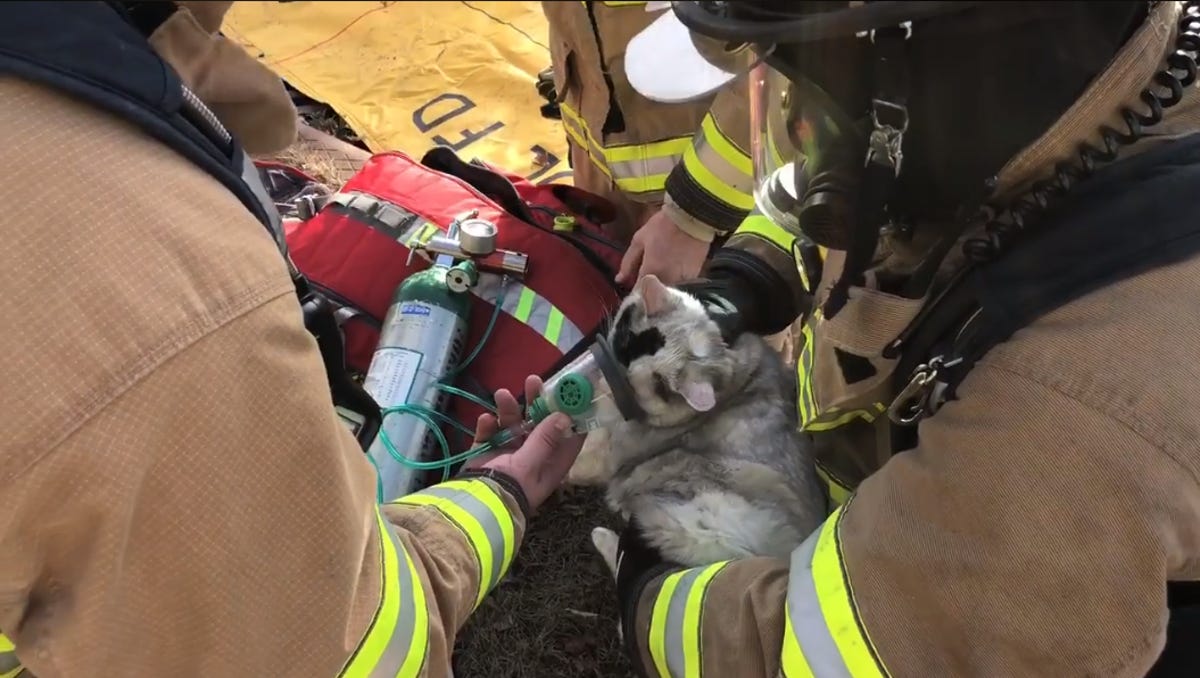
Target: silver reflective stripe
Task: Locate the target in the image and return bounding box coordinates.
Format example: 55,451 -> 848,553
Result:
472,274 -> 584,352
559,104 -> 680,194
663,567 -> 706,677
691,135 -> 754,194
370,519 -> 425,678
0,649 -> 20,675
786,529 -> 852,678
416,485 -> 509,594
608,155 -> 680,182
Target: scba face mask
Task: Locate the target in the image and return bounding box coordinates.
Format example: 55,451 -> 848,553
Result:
748,60 -> 864,251
626,1 -> 984,316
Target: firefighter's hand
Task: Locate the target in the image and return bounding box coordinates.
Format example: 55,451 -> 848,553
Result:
616,209 -> 709,286
463,375 -> 585,511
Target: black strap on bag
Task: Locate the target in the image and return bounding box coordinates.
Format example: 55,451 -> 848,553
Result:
0,1 -> 381,449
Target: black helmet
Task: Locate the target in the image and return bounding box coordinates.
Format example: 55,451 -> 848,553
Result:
627,1 -> 1149,316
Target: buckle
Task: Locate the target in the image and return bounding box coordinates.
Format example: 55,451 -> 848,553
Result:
887,355 -> 960,426
299,287 -> 382,450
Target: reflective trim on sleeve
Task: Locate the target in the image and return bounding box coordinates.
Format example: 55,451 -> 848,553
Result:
647,561 -> 731,678
780,506 -> 888,678
681,114 -> 755,211
340,509 -> 430,678
391,478 -> 517,610
560,102 -> 691,195
734,213 -> 795,254
0,634 -> 20,678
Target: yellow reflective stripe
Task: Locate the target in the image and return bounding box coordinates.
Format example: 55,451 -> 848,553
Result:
396,544 -> 430,678
340,509 -> 429,678
815,464 -> 852,508
545,308 -> 565,347
513,286 -> 536,323
682,113 -> 757,208
471,275 -> 584,352
0,633 -> 18,678
682,143 -> 755,211
560,102 -> 689,195
646,561 -> 730,677
796,321 -> 817,429
648,571 -> 684,678
607,136 -> 692,164
780,615 -> 817,678
680,562 -> 727,677
700,113 -> 752,176
615,172 -> 672,194
559,103 -> 598,162
812,507 -> 886,677
802,403 -> 886,433
735,213 -> 795,254
648,561 -> 729,676
794,314 -> 888,433
781,505 -> 887,678
0,633 -> 19,678
391,479 -> 516,609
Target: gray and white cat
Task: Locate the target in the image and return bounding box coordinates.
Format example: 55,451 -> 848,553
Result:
585,274 -> 827,571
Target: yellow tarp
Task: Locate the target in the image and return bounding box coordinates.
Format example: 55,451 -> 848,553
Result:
224,1 -> 573,184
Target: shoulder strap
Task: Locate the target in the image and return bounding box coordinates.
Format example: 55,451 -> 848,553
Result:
0,1 -> 381,448
889,131 -> 1200,449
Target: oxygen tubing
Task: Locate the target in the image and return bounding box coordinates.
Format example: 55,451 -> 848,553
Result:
364,277 -> 514,503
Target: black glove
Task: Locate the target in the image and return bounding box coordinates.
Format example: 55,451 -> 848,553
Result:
614,518 -> 683,674
675,275 -> 759,346
536,67 -> 560,120
679,244 -> 810,340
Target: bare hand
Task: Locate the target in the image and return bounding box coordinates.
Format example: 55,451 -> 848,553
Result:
616,209 -> 710,286
463,375 -> 585,510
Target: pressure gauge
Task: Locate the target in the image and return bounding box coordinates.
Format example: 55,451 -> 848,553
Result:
458,218 -> 499,256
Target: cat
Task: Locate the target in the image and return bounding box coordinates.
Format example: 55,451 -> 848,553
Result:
585,274 -> 828,574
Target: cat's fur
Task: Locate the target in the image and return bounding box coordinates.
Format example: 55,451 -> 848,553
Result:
587,274 -> 827,571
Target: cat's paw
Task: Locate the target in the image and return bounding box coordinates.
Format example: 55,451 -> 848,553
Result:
566,429 -> 613,486
590,526 -> 620,580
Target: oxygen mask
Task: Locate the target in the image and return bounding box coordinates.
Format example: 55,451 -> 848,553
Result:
492,336 -> 645,445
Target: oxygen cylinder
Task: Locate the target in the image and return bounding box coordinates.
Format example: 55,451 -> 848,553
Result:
362,262 -> 472,501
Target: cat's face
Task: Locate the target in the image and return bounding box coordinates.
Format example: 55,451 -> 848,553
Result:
606,275 -> 734,428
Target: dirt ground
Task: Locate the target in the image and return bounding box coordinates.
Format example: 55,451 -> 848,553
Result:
274,97 -> 635,678
452,485 -> 634,678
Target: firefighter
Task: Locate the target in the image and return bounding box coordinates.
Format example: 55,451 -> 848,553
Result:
606,2 -> 1200,676
539,1 -> 757,286
0,2 -> 584,677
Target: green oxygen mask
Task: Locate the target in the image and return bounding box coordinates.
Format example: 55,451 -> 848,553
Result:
492,335 -> 646,445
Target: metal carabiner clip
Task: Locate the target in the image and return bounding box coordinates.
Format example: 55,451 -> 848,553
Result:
887,355 -> 943,426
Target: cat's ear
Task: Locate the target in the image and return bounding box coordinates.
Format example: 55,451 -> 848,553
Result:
636,274 -> 671,316
678,377 -> 716,412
